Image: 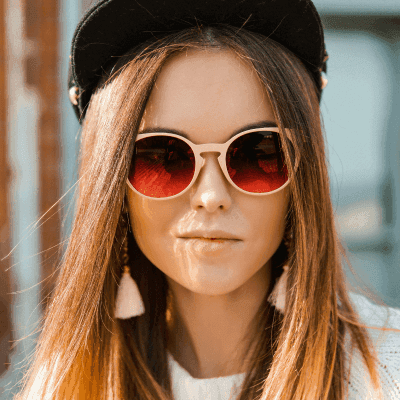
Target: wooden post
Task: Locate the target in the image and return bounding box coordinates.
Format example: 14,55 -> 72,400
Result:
38,0 -> 61,315
24,0 -> 61,315
0,0 -> 14,376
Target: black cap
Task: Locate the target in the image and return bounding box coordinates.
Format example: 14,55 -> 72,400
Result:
68,0 -> 328,123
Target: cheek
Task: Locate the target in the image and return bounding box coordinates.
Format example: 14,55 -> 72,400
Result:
247,189 -> 289,252
126,191 -> 180,262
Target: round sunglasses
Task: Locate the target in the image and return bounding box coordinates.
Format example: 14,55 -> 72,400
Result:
126,127 -> 290,200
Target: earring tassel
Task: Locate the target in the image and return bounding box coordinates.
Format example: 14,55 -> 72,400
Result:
268,265 -> 289,314
115,266 -> 145,319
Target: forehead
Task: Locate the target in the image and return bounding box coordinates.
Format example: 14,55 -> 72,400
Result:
139,48 -> 277,144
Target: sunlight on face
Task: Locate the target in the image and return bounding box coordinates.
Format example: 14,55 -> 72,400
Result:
127,49 -> 290,296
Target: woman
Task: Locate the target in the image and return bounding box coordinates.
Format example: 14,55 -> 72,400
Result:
14,0 -> 400,399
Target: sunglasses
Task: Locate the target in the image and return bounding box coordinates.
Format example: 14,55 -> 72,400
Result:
126,127 -> 290,199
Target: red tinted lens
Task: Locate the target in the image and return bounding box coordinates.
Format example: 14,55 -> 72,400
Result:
129,136 -> 195,198
226,131 -> 288,193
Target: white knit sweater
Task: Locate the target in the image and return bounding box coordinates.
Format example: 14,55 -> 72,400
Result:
168,292 -> 400,400
30,293 -> 400,399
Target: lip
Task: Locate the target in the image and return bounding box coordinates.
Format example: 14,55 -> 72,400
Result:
182,238 -> 239,241
177,237 -> 243,255
178,230 -> 242,240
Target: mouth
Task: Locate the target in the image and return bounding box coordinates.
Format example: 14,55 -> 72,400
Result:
194,237 -> 226,241
176,230 -> 242,241
177,236 -> 243,255
181,237 -> 241,241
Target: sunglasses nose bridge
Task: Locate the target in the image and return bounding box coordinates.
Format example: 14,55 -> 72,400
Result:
197,143 -> 225,158
197,144 -> 226,173
199,151 -> 222,160
197,152 -> 223,175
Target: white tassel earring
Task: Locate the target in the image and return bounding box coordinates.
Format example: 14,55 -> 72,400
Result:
267,265 -> 289,314
115,222 -> 145,319
267,227 -> 292,314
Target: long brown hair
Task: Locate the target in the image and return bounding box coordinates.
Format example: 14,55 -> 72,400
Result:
14,25 -> 399,400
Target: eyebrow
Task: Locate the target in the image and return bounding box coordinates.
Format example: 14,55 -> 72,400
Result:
137,120 -> 278,140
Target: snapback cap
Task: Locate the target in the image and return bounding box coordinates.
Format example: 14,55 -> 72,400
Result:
68,0 -> 328,123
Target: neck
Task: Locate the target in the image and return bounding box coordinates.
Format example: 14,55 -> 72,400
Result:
166,262 -> 271,379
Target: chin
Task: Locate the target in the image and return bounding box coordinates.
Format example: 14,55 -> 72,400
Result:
180,268 -> 258,296
188,283 -> 242,296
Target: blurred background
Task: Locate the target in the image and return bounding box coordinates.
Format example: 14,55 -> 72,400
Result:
0,0 -> 400,398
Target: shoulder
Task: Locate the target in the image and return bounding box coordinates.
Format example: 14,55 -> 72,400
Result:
345,291 -> 400,399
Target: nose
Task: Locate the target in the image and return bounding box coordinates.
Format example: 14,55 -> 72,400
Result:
190,153 -> 233,212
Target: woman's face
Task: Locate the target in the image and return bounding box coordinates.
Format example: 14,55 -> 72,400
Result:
127,49 -> 290,296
